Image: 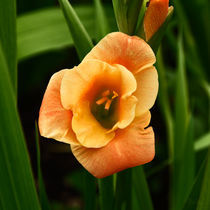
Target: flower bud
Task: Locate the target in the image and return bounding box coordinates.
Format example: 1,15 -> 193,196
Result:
144,0 -> 169,41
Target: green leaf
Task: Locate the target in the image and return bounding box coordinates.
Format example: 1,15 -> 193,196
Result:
94,0 -> 110,42
98,176 -> 114,210
112,0 -> 144,35
183,149 -> 210,210
132,166 -> 153,210
156,47 -> 174,163
135,0 -> 147,38
172,33 -> 195,210
115,169 -> 132,210
17,7 -> 92,61
0,42 -> 40,210
58,0 -> 93,60
17,6 -> 116,61
35,123 -> 51,210
148,6 -> 174,54
197,149 -> 210,209
194,132 -> 210,152
82,171 -> 97,210
0,0 -> 17,92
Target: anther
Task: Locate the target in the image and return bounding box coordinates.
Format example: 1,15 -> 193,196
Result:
105,99 -> 112,110
96,97 -> 108,105
112,91 -> 118,99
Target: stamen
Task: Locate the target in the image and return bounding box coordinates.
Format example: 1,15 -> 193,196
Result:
96,97 -> 108,105
105,99 -> 112,110
112,90 -> 118,99
96,90 -> 119,110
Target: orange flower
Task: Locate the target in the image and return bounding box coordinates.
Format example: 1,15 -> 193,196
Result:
144,0 -> 169,40
39,32 -> 158,178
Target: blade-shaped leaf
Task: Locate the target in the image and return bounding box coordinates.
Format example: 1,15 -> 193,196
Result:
114,169 -> 132,210
156,47 -> 174,163
17,7 -> 92,61
0,0 -> 17,92
112,0 -> 144,35
194,132 -> 210,152
17,6 -> 116,61
58,0 -> 93,60
132,166 -> 153,210
172,33 -> 195,210
183,149 -> 210,210
82,171 -> 97,210
0,42 -> 40,210
94,0 -> 110,42
197,149 -> 210,209
35,123 -> 50,210
98,176 -> 114,210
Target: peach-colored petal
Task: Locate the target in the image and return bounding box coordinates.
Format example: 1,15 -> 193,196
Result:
144,0 -> 169,41
71,112 -> 155,178
83,32 -> 156,74
111,96 -> 138,131
134,66 -> 159,117
61,60 -> 138,148
38,70 -> 79,145
72,100 -> 115,148
60,60 -> 121,111
112,64 -> 138,130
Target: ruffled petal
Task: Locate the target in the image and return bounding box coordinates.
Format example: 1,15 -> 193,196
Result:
134,66 -> 159,117
61,60 -> 120,148
144,0 -> 169,41
83,32 -> 156,74
112,64 -> 138,130
61,60 -> 138,148
39,70 -> 79,145
71,112 -> 155,178
60,60 -> 122,111
72,100 -> 115,148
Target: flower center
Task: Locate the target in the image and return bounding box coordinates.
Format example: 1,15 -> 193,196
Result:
96,90 -> 118,110
91,89 -> 119,129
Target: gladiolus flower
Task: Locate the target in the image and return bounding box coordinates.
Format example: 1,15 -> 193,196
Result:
144,0 -> 169,41
39,32 -> 158,178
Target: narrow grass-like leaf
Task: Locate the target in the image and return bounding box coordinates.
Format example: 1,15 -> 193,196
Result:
135,0 -> 147,38
172,33 -> 195,210
112,0 -> 143,35
114,169 -> 132,210
98,176 -> 114,210
94,0 -> 110,42
17,7 -> 92,61
157,47 -> 174,163
173,0 -> 206,80
35,123 -> 51,210
194,132 -> 210,152
82,171 -> 97,210
132,166 -> 153,210
58,0 -> 93,60
0,43 -> 40,210
197,149 -> 210,209
0,0 -> 17,91
183,150 -> 209,210
17,6 -> 116,61
148,7 -> 174,54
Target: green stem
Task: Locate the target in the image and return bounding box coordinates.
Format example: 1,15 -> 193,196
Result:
82,171 -> 97,210
114,169 -> 132,210
98,176 -> 114,210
